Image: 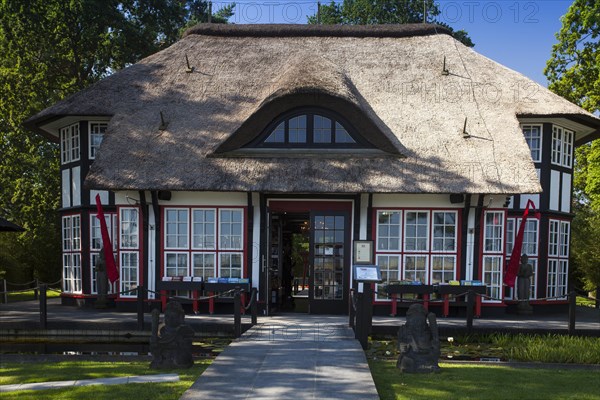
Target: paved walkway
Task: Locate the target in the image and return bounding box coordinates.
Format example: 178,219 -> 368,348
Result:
179,315 -> 379,400
0,374 -> 179,393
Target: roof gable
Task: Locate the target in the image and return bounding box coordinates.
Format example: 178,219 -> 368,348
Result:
212,53 -> 404,156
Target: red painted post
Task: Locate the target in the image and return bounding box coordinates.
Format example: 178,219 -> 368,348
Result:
161,290 -> 167,311
390,293 -> 397,316
209,292 -> 215,314
423,293 -> 430,312
443,294 -> 450,317
475,294 -> 482,317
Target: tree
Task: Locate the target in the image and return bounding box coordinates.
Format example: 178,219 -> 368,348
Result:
0,0 -> 234,283
307,0 -> 474,47
545,0 -> 600,293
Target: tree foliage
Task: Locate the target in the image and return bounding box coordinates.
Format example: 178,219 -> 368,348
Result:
307,0 -> 474,47
0,0 -> 233,283
545,0 -> 600,291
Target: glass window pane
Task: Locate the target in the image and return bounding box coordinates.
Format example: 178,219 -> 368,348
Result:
289,115 -> 307,143
265,122 -> 285,143
314,115 -> 332,143
335,122 -> 355,143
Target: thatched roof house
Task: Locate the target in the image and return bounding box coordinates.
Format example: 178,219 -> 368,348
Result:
26,24 -> 599,195
26,24 -> 600,315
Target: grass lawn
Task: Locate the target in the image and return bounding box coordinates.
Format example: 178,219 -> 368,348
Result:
369,359 -> 600,400
577,295 -> 598,308
0,360 -> 210,400
6,289 -> 61,302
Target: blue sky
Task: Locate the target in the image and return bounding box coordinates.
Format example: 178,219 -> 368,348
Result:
212,0 -> 573,86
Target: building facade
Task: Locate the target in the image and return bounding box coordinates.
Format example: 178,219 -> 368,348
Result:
26,24 -> 599,315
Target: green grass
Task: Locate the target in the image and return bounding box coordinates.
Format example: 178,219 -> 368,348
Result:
577,296 -> 598,308
488,333 -> 600,364
6,289 -> 62,302
369,360 -> 600,400
370,333 -> 600,364
0,360 -> 210,399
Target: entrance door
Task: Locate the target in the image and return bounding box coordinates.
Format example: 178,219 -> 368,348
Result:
309,211 -> 350,314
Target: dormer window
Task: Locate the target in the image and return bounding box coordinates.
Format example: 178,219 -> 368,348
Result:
248,109 -> 369,149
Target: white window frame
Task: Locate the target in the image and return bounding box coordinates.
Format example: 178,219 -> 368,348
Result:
192,252 -> 216,280
89,122 -> 107,159
375,254 -> 401,300
219,252 -> 243,278
431,211 -> 457,252
376,211 -> 402,252
403,255 -> 428,284
482,210 -> 505,302
219,209 -> 244,250
63,253 -> 82,293
192,208 -> 216,250
374,209 -> 459,300
547,220 -> 570,300
547,259 -> 568,300
483,211 -> 504,254
522,124 -> 542,163
62,214 -> 82,294
559,221 -> 570,257
60,123 -> 80,164
431,255 -> 456,285
548,220 -> 560,257
482,255 -> 503,302
551,125 -> 574,168
164,252 -> 189,277
404,211 -> 429,252
165,208 -> 189,249
562,129 -> 574,168
120,251 -> 139,297
161,207 -> 245,289
62,216 -> 72,251
120,208 -> 139,249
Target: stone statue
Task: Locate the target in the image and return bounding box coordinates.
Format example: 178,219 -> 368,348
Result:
150,301 -> 195,369
517,254 -> 533,315
396,303 -> 441,373
94,247 -> 109,309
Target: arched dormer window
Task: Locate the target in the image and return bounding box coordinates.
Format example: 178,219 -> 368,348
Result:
246,108 -> 372,149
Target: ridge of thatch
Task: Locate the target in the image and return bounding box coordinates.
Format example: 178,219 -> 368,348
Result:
183,23 -> 452,38
25,24 -> 600,195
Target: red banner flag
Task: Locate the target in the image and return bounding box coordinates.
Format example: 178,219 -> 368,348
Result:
95,194 -> 119,283
504,199 -> 540,288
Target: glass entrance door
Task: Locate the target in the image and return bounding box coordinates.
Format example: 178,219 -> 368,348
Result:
309,211 -> 349,314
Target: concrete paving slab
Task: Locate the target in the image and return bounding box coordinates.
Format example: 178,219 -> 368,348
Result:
179,316 -> 379,400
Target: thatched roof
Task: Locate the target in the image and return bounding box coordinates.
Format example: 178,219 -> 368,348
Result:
26,24 -> 600,194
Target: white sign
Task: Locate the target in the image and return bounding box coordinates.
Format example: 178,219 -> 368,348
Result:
354,266 -> 380,282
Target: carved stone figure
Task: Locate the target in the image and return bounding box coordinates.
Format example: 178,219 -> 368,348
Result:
150,301 -> 195,369
396,303 -> 441,373
94,247 -> 108,309
517,254 -> 534,315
